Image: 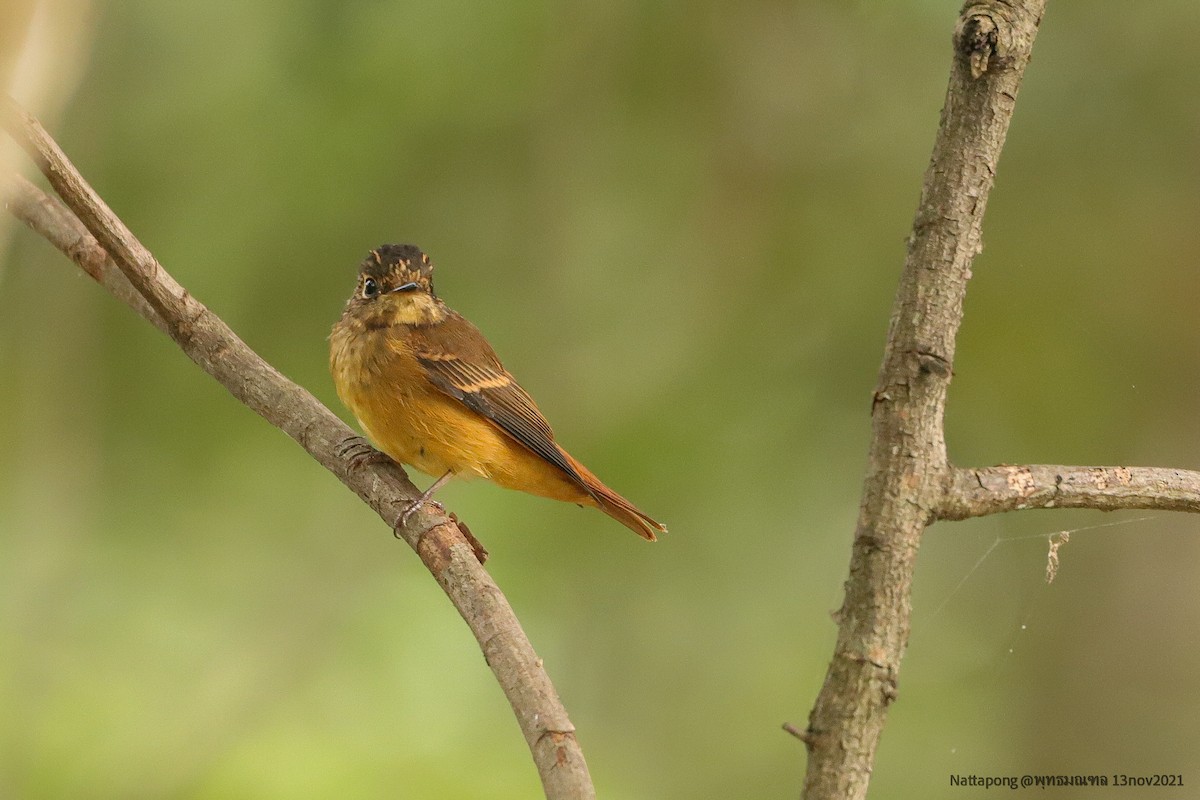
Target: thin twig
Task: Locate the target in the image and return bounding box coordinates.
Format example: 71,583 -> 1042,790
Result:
941,465 -> 1200,520
2,101 -> 594,800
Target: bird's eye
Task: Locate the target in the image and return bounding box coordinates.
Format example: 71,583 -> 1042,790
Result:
362,277 -> 379,299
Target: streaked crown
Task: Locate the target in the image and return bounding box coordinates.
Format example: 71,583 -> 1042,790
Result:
360,244 -> 435,294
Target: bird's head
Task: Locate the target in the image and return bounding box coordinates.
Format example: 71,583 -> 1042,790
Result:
345,244 -> 444,327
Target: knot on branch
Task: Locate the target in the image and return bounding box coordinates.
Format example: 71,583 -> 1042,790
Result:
166,292 -> 207,348
411,516 -> 489,574
915,348 -> 952,378
536,729 -> 579,768
836,648 -> 901,705
955,6 -> 1011,79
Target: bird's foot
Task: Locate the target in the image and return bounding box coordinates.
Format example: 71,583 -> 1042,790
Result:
395,470 -> 455,529
337,435 -> 393,469
399,496 -> 444,527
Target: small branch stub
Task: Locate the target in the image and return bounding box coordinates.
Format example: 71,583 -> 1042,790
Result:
783,721 -> 817,748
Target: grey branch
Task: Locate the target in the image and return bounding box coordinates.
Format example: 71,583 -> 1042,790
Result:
941,465 -> 1200,520
2,99 -> 593,800
801,3 -> 1047,799
5,172 -> 166,332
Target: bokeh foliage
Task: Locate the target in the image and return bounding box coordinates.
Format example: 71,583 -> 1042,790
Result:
3,2 -> 1200,797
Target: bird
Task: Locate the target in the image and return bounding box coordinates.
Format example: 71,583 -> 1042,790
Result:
329,244 -> 665,541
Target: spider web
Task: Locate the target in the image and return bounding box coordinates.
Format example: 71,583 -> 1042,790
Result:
896,512 -> 1179,695
925,514 -> 1158,625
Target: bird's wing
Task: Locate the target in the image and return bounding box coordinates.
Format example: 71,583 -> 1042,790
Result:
409,312 -> 590,491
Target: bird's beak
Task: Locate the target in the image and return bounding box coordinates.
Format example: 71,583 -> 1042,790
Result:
391,282 -> 421,293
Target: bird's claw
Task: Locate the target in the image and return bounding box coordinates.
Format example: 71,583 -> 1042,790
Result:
399,497 -> 444,527
337,435 -> 392,469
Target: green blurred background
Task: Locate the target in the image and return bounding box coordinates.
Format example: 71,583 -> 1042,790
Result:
3,2 -> 1199,798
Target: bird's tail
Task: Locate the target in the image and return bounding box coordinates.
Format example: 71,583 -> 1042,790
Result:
594,486 -> 666,541
564,452 -> 666,541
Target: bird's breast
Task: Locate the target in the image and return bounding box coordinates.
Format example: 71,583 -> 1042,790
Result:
330,320 -> 485,478
329,318 -> 591,503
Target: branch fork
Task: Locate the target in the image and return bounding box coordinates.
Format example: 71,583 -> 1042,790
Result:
804,2 -> 1200,797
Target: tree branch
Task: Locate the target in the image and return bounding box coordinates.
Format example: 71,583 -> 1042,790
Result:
800,3 -> 1046,798
941,465 -> 1200,520
2,100 -> 594,800
4,172 -> 166,331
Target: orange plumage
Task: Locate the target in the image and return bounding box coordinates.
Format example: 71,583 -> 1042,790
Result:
329,244 -> 665,540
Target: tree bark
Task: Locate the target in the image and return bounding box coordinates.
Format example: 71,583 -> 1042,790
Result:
801,3 -> 1047,798
942,464 -> 1200,519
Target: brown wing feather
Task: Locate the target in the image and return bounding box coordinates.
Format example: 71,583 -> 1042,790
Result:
409,312 -> 594,496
